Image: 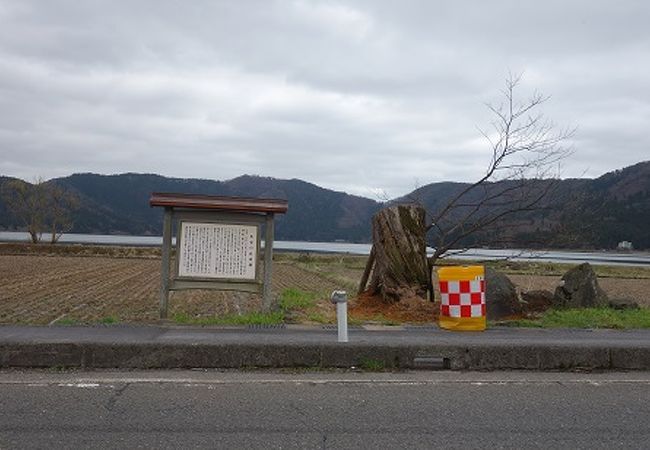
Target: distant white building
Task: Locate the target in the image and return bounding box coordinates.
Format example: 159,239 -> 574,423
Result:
617,241 -> 634,250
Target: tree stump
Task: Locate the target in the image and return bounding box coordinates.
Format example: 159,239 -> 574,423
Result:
361,204 -> 429,302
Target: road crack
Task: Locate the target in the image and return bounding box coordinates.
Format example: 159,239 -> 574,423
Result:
105,383 -> 129,412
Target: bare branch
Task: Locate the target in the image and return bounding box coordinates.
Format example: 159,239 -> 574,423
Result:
427,74 -> 573,264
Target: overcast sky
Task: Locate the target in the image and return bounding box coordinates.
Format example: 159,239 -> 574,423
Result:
0,1 -> 648,198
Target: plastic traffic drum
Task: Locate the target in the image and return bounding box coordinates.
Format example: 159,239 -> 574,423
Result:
437,265 -> 486,331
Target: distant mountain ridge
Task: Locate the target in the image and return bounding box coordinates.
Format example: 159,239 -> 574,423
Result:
1,161 -> 648,248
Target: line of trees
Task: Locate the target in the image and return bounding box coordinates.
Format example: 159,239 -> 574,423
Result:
1,178 -> 78,244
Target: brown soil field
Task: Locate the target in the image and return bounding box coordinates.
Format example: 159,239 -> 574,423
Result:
0,254 -> 344,325
0,245 -> 648,325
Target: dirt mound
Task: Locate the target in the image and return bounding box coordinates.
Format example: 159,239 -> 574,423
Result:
350,292 -> 437,324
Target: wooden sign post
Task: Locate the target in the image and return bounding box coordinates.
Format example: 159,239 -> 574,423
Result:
150,193 -> 288,319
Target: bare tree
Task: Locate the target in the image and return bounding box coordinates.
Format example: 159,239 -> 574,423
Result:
427,74 -> 573,264
1,178 -> 47,243
1,178 -> 78,244
47,183 -> 79,244
359,74 -> 573,301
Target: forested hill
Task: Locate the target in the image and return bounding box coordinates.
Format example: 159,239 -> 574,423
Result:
404,160 -> 650,250
5,173 -> 381,242
0,161 -> 649,248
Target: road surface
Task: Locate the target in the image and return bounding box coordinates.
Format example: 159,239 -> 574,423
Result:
1,370 -> 649,449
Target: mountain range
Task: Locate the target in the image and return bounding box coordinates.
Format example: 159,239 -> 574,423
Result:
1,161 -> 649,249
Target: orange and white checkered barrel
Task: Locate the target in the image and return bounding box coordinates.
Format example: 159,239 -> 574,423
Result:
437,266 -> 486,331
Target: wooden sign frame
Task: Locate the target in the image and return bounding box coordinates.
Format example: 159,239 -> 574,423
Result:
150,193 -> 288,319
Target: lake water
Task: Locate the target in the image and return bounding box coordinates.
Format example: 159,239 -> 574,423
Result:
1,231 -> 649,267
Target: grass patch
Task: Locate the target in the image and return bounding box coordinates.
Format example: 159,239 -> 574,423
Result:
99,316 -> 118,325
307,312 -> 331,324
279,288 -> 318,310
359,358 -> 386,371
508,307 -> 650,329
171,288 -> 323,326
173,288 -> 320,326
173,311 -> 284,326
280,288 -> 326,323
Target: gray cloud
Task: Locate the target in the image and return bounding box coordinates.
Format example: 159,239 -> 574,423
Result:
0,0 -> 648,197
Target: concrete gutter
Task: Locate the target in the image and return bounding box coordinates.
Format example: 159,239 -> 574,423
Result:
1,325 -> 649,371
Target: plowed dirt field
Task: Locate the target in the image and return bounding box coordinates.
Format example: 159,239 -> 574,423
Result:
0,254 -> 346,324
1,245 -> 648,325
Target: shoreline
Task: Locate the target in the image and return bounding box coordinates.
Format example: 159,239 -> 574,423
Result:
1,236 -> 649,267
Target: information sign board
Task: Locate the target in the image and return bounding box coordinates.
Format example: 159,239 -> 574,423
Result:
177,221 -> 258,280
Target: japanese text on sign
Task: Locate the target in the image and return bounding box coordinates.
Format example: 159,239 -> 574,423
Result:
178,222 -> 258,280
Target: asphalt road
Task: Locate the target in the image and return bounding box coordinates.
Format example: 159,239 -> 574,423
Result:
1,370 -> 649,449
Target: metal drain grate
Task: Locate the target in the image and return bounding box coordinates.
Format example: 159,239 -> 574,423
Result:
321,325 -> 362,330
246,324 -> 287,330
413,356 -> 451,370
404,325 -> 439,331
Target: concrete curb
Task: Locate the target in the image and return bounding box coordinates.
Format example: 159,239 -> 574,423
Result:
3,342 -> 650,371
2,325 -> 650,371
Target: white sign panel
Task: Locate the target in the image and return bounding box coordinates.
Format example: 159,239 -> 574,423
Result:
178,222 -> 258,280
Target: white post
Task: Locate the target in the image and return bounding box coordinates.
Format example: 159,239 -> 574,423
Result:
330,290 -> 348,343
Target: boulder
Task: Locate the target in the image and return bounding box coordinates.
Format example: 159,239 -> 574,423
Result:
553,263 -> 608,308
521,289 -> 554,313
485,268 -> 523,320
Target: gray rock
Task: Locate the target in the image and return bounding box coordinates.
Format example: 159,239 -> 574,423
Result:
553,263 -> 608,308
486,268 -> 523,320
609,298 -> 640,310
521,289 -> 554,313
